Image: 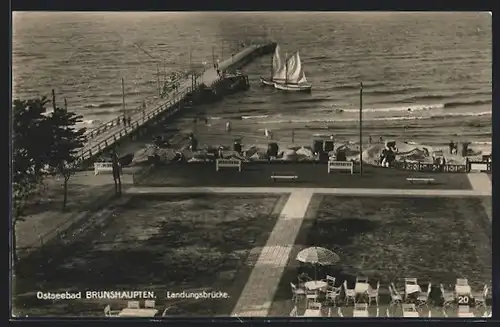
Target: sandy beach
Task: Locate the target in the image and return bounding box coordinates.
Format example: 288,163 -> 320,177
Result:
114,104 -> 489,167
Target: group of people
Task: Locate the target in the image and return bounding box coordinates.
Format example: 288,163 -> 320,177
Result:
118,115 -> 132,126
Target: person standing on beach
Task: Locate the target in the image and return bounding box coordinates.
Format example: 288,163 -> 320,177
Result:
204,117 -> 208,125
122,116 -> 127,126
369,135 -> 372,145
127,116 -> 132,126
449,141 -> 454,154
226,121 -> 231,133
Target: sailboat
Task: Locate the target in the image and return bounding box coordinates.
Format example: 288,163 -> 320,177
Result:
274,51 -> 312,92
260,45 -> 287,86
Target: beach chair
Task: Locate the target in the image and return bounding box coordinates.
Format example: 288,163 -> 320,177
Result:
416,282 -> 432,308
440,284 -> 455,308
291,282 -> 306,302
343,280 -> 356,305
127,301 -> 140,309
472,285 -> 488,308
389,283 -> 403,306
144,300 -> 156,308
289,306 -> 298,316
104,305 -> 120,317
367,281 -> 380,306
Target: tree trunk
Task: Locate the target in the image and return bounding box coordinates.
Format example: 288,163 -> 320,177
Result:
117,169 -> 122,196
62,177 -> 69,211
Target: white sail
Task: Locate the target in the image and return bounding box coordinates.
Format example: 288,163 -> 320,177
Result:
272,45 -> 287,81
285,51 -> 307,84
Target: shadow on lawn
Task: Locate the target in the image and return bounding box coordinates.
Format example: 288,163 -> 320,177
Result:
14,193 -> 288,317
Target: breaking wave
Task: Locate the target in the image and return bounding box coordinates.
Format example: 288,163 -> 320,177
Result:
83,102 -> 122,109
259,111 -> 491,124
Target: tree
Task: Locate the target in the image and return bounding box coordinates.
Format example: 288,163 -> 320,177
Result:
12,97 -> 54,263
45,107 -> 87,211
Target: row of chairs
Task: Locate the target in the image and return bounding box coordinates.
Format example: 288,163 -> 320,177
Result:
291,280 -> 381,306
293,278 -> 488,309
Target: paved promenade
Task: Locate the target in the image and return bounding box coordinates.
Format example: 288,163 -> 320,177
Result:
126,186 -> 490,197
231,190 -> 314,317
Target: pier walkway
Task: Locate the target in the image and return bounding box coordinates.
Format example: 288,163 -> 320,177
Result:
76,43 -> 275,163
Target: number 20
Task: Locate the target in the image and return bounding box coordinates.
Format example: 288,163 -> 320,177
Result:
458,295 -> 470,304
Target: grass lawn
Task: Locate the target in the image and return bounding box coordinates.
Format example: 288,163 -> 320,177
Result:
15,180 -> 115,252
269,195 -> 491,317
13,193 -> 287,317
138,163 -> 472,189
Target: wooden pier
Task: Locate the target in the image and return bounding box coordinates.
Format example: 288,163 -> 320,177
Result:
76,42 -> 276,164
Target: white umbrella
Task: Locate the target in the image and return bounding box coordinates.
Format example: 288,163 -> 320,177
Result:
296,246 -> 340,279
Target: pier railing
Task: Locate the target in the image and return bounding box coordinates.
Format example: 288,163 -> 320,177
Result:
76,86 -> 194,163
84,72 -> 192,140
75,42 -> 276,164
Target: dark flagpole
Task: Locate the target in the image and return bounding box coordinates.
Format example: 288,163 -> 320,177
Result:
359,82 -> 363,176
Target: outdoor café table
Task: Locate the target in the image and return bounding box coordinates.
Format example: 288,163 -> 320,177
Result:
354,282 -> 369,294
455,285 -> 471,295
304,280 -> 327,291
118,308 -> 158,317
303,309 -> 322,317
402,304 -> 419,318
